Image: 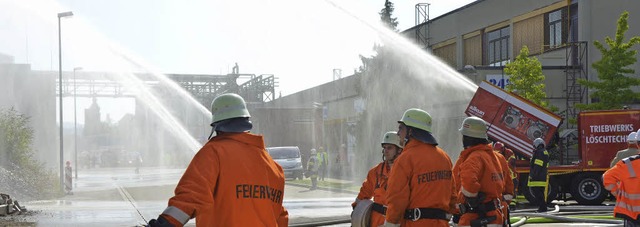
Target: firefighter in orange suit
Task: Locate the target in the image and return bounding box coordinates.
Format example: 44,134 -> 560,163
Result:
603,154 -> 640,226
383,108 -> 456,227
455,117 -> 505,227
493,144 -> 515,227
147,93 -> 288,227
494,142 -> 518,192
353,131 -> 403,227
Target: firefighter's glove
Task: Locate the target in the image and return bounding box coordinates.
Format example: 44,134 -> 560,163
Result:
147,216 -> 173,227
379,220 -> 400,227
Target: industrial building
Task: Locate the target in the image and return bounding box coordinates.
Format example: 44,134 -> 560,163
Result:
404,0 -> 640,125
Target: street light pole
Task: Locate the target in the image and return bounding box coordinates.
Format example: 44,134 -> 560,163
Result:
58,11 -> 73,193
73,67 -> 82,180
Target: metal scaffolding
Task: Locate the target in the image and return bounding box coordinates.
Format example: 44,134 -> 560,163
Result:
564,41 -> 588,128
57,69 -> 278,107
415,3 -> 430,49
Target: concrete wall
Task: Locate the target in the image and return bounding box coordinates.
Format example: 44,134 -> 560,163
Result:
581,0 -> 640,86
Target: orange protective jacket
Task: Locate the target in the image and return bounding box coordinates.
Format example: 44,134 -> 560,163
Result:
356,162 -> 391,227
456,144 -> 505,226
494,152 -> 515,197
495,151 -> 515,227
160,132 -> 289,226
503,148 -> 518,180
385,140 -> 455,227
603,155 -> 640,221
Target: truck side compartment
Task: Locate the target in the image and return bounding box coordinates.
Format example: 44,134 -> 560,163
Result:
466,81 -> 640,205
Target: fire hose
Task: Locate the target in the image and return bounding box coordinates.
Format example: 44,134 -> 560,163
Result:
0,193 -> 26,216
290,204 -> 624,227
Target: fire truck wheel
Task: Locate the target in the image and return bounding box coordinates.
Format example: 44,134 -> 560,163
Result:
522,181 -> 558,206
570,173 -> 607,205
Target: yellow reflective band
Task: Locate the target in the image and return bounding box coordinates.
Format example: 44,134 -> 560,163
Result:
534,159 -> 544,166
528,181 -> 547,187
543,150 -> 549,155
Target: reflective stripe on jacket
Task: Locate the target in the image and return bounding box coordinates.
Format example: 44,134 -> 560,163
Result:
603,155 -> 640,221
528,147 -> 549,187
161,133 -> 288,227
356,162 -> 391,226
385,139 -> 455,227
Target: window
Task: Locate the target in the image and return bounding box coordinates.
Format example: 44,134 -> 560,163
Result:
545,8 -> 568,49
485,27 -> 510,66
548,10 -> 562,47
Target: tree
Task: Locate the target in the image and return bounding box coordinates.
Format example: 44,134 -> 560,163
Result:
577,11 -> 640,110
505,45 -> 551,109
0,108 -> 58,199
379,0 -> 398,31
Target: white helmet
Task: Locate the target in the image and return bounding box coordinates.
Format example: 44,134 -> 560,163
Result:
381,131 -> 403,148
533,138 -> 545,148
628,132 -> 638,144
459,116 -> 488,139
310,149 -> 317,155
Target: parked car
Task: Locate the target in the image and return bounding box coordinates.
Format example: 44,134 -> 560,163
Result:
266,146 -> 303,180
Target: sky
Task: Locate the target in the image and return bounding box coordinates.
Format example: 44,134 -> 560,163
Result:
0,0 -> 475,124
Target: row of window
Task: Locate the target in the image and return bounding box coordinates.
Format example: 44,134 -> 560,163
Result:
486,7 -> 573,66
435,7 -> 574,67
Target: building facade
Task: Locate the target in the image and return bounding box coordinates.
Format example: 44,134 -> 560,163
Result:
404,0 -> 640,124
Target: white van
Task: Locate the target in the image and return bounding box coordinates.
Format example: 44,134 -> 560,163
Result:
266,146 -> 303,180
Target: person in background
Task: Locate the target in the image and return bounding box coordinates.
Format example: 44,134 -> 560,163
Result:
147,93 -> 288,227
611,132 -> 639,168
384,108 -> 455,227
494,142 -> 518,192
492,142 -> 515,227
307,148 -> 319,190
134,152 -> 143,174
603,154 -> 640,226
65,161 -> 73,195
353,131 -> 403,227
528,138 -> 550,213
317,147 -> 329,181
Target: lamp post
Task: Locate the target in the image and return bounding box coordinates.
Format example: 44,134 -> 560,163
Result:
58,11 -> 73,193
73,67 -> 82,180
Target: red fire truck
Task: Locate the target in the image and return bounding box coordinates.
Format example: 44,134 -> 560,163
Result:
465,81 -> 640,205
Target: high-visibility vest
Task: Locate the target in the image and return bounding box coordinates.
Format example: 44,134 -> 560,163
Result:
603,155 -> 640,221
